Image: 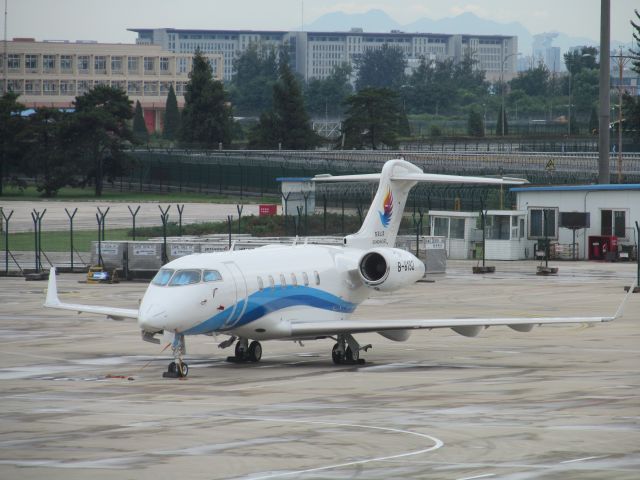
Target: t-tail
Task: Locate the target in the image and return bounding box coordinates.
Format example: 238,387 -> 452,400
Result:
344,160 -> 421,249
313,158 -> 529,250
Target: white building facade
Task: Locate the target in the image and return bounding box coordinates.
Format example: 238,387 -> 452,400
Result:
0,38 -> 223,132
131,28 -> 517,83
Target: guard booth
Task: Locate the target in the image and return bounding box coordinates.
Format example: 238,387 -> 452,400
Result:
429,210 -> 532,260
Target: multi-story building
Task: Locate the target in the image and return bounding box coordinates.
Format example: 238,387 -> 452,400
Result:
130,28 -> 518,83
0,38 -> 223,132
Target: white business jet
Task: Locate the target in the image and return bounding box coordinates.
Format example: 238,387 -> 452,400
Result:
44,159 -> 634,377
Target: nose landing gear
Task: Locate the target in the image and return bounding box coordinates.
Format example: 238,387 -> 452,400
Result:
163,333 -> 189,378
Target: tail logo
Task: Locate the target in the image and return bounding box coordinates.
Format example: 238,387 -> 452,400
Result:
378,188 -> 393,228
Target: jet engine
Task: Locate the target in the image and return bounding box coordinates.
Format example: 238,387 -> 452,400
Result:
358,248 -> 425,292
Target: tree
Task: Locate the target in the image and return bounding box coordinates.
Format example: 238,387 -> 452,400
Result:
249,57 -> 319,149
510,63 -> 550,97
496,104 -> 508,136
132,100 -> 148,143
571,68 -> 599,115
341,88 -> 402,149
22,108 -> 75,197
355,44 -> 407,91
564,46 -> 599,74
622,93 -> 640,142
588,106 -> 599,134
304,63 -> 353,117
181,50 -> 234,148
467,105 -> 484,137
163,84 -> 180,140
0,92 -> 26,196
631,9 -> 640,74
230,44 -> 279,115
70,85 -> 134,196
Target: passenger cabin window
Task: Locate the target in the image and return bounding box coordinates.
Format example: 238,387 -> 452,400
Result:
203,270 -> 222,282
169,269 -> 201,286
302,272 -> 309,286
290,273 -> 298,286
257,276 -> 264,291
314,270 -> 320,285
279,274 -> 286,287
152,268 -> 174,286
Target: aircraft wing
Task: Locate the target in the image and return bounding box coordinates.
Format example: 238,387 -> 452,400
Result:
44,268 -> 139,321
290,282 -> 634,337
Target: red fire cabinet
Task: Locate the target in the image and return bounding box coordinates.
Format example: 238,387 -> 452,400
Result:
588,235 -> 618,260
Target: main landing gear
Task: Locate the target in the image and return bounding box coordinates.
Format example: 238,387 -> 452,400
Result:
163,334 -> 189,378
331,334 -> 370,365
226,337 -> 262,363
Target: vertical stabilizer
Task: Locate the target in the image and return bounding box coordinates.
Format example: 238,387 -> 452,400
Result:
344,160 -> 421,250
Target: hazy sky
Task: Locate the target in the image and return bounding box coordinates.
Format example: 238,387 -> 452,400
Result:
6,0 -> 638,44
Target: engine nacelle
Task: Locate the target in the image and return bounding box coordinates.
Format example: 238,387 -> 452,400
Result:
358,248 -> 425,292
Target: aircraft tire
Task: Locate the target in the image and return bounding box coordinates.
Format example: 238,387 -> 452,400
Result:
178,362 -> 189,377
331,343 -> 342,364
235,341 -> 245,360
345,346 -> 358,362
248,341 -> 262,362
168,361 -> 177,373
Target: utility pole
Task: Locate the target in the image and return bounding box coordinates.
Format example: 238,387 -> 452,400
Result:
598,0 -> 610,184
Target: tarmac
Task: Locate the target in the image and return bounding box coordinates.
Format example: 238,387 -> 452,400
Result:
0,259 -> 638,479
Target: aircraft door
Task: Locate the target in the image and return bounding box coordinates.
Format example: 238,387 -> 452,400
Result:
222,262 -> 248,328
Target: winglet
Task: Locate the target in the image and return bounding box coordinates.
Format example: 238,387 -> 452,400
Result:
45,267 -> 61,307
609,279 -> 637,321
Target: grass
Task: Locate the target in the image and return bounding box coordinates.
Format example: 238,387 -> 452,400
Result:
0,228 -> 148,252
0,185 -> 279,204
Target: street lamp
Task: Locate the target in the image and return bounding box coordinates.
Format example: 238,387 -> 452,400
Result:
500,52 -> 521,136
610,48 -> 632,183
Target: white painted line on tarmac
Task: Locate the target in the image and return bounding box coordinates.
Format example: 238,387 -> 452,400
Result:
560,455 -> 608,464
240,416 -> 444,480
457,474 -> 496,480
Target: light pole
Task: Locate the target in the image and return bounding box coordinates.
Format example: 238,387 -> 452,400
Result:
610,48 -> 631,183
500,52 -> 521,136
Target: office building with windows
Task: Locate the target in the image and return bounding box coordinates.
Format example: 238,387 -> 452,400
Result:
130,28 -> 517,83
0,38 -> 223,132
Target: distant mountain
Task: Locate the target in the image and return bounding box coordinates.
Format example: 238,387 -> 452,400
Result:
305,9 -> 401,33
304,9 -> 603,58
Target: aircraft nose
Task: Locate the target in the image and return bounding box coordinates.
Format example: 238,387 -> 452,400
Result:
138,304 -> 168,332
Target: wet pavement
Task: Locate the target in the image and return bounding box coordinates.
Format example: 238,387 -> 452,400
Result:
0,260 -> 639,479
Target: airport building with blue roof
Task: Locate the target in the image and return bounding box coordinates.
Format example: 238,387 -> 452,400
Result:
510,184 -> 639,260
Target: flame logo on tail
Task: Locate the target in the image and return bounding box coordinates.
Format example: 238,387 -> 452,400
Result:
378,188 -> 393,228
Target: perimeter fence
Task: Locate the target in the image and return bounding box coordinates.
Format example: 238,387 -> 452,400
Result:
123,149 -> 640,199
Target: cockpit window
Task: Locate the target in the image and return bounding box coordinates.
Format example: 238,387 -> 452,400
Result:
152,268 -> 174,286
203,270 -> 222,282
169,269 -> 201,286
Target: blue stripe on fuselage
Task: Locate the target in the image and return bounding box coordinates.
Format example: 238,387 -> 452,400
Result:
182,286 -> 356,335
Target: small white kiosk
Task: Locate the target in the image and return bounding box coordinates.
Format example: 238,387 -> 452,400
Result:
429,210 -> 533,260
